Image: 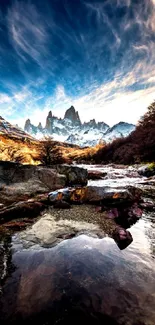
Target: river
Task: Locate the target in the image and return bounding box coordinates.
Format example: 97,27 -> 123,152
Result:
0,165 -> 155,325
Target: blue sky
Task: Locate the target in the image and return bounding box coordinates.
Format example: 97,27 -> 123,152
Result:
0,0 -> 155,127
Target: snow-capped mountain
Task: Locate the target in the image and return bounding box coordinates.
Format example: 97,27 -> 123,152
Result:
24,106 -> 135,147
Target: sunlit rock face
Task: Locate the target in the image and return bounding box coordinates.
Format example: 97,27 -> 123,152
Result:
23,107 -> 135,146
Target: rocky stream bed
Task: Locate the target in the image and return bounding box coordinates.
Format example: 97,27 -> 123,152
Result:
0,162 -> 155,324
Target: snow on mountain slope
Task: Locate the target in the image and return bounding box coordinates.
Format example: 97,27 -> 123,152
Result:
24,106 -> 135,147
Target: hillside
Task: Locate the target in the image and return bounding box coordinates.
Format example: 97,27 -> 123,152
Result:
91,101 -> 155,164
0,116 -> 102,164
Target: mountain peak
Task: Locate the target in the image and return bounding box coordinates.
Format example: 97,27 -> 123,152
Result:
47,111 -> 52,119
24,119 -> 31,132
64,106 -> 81,124
38,122 -> 43,130
46,111 -> 53,132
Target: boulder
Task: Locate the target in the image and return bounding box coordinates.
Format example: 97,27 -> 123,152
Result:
138,164 -> 155,177
0,161 -> 66,205
55,165 -> 88,186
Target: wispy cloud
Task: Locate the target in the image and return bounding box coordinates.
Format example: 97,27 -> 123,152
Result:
7,1 -> 49,68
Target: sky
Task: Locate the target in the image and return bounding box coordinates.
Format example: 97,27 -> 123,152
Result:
0,0 -> 155,128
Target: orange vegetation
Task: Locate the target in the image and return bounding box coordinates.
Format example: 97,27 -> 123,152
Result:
0,134 -> 104,165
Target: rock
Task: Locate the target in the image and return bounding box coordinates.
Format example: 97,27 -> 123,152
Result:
53,200 -> 71,209
138,164 -> 155,177
113,227 -> 133,250
110,202 -> 142,228
49,185 -> 142,206
0,161 -> 66,205
64,106 -> 81,124
2,220 -> 34,231
55,165 -> 88,186
49,188 -> 74,203
97,202 -> 142,228
49,187 -> 87,204
86,185 -> 141,203
0,201 -> 45,224
48,185 -> 141,204
88,170 -> 107,180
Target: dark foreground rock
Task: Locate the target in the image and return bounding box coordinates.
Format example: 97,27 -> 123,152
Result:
0,161 -> 66,205
0,201 -> 45,224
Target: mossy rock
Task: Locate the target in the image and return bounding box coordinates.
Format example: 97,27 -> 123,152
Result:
138,163 -> 155,177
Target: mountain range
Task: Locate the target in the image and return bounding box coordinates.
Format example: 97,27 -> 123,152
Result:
24,106 -> 135,147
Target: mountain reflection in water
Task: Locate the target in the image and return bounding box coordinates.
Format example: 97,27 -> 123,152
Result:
0,211 -> 155,325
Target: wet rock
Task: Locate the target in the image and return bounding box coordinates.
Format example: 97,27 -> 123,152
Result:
2,220 -> 34,231
86,185 -> 141,203
49,186 -> 142,205
88,170 -> 107,180
49,187 -> 87,204
0,201 -> 45,224
138,164 -> 155,177
53,200 -> 71,209
55,164 -> 88,186
113,202 -> 143,228
0,161 -> 66,205
113,227 -> 133,250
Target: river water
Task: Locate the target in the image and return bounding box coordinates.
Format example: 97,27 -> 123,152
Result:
0,165 -> 155,325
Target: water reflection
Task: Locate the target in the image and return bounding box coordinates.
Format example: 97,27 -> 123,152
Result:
0,212 -> 155,325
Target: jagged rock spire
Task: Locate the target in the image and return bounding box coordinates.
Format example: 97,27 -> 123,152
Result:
24,119 -> 31,132
64,106 -> 81,124
38,122 -> 43,130
45,111 -> 53,132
